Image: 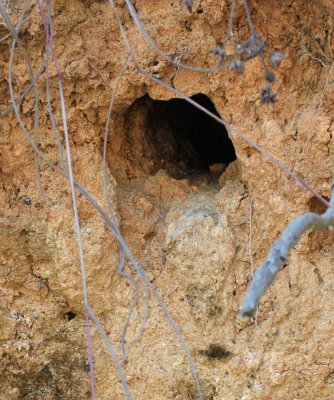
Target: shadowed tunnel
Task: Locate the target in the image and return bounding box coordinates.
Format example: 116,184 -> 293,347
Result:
124,93 -> 237,180
146,93 -> 236,176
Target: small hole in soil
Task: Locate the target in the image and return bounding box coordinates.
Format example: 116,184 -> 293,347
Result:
83,362 -> 90,373
121,94 -> 236,182
308,195 -> 330,214
146,94 -> 236,179
64,311 -> 76,321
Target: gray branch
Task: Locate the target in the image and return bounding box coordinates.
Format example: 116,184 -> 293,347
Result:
240,184 -> 334,317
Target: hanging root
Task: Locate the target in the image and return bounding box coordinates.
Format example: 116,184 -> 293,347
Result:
1,2 -> 204,398
240,184 -> 334,317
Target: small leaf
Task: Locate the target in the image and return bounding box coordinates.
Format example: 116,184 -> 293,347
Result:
261,87 -> 277,104
265,70 -> 276,83
184,0 -> 193,13
270,52 -> 284,68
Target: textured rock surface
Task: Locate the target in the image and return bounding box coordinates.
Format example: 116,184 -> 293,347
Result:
1,0 -> 334,399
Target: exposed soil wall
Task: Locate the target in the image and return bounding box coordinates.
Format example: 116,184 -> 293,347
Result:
1,1 -> 334,399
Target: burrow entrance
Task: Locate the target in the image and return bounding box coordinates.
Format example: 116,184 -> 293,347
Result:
122,93 -> 236,181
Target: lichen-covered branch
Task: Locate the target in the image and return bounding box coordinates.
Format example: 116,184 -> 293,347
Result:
240,184 -> 334,317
